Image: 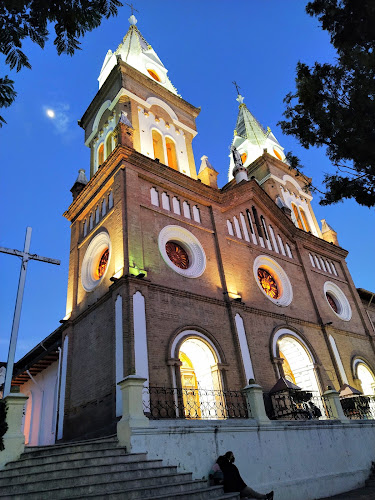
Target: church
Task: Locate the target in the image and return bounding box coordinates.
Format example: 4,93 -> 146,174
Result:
3,13 -> 375,500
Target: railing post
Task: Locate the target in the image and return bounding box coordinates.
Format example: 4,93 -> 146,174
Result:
242,381 -> 271,425
0,393 -> 29,469
117,375 -> 149,451
323,388 -> 349,423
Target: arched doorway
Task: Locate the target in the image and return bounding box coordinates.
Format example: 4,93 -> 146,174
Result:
174,334 -> 225,419
355,361 -> 375,395
276,333 -> 321,395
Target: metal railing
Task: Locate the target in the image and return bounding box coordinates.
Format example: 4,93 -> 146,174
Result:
264,391 -> 333,420
340,395 -> 375,420
142,387 -> 250,420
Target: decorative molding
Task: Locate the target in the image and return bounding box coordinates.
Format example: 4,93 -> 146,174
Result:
253,255 -> 293,307
81,231 -> 111,291
158,225 -> 206,278
324,281 -> 352,321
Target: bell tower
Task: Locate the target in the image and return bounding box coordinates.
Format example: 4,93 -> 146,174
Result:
79,14 -> 200,180
61,14 -> 203,440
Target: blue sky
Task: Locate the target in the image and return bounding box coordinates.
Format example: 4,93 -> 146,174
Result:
1,0 -> 374,362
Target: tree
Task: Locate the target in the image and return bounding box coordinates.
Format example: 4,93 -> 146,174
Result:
0,0 -> 122,127
278,0 -> 375,207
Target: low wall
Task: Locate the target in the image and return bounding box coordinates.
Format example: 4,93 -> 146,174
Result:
130,418 -> 375,500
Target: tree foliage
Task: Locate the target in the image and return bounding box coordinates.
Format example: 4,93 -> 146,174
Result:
0,0 -> 122,126
279,0 -> 375,207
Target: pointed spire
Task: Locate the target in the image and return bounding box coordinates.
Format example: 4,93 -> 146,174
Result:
198,155 -> 218,189
234,94 -> 268,147
76,169 -> 88,185
70,169 -> 88,200
321,219 -> 339,246
199,155 -> 215,174
98,13 -> 179,95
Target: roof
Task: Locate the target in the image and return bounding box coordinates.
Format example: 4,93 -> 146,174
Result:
234,95 -> 269,147
269,377 -> 301,394
2,326 -> 63,387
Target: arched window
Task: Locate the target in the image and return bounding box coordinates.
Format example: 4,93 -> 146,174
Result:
165,137 -> 178,170
227,220 -> 234,236
299,207 -> 310,232
105,133 -> 115,158
97,143 -> 104,167
150,187 -> 159,207
273,330 -> 321,395
174,334 -> 225,419
172,197 -> 181,215
356,362 -> 375,395
83,219 -> 88,237
291,203 -> 303,229
101,198 -> 107,217
152,129 -> 165,164
108,191 -> 114,209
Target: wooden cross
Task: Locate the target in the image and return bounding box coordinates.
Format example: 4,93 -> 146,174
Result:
126,2 -> 139,15
0,227 -> 60,397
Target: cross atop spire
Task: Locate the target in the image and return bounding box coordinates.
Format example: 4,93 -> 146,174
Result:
126,2 -> 138,15
232,81 -> 241,96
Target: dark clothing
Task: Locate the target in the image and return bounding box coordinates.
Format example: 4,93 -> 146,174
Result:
219,460 -> 247,493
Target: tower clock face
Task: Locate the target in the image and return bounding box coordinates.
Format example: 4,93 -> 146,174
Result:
165,241 -> 189,269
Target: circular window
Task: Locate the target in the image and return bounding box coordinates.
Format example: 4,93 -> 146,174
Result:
158,225 -> 206,278
81,232 -> 111,291
325,292 -> 338,313
165,241 -> 189,269
273,148 -> 283,161
147,69 -> 161,82
324,281 -> 352,321
253,256 -> 293,307
258,268 -> 280,299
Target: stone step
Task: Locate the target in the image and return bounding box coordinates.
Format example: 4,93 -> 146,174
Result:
23,436 -> 119,457
74,486 -> 234,500
0,463 -> 174,486
0,471 -> 193,497
146,487 -> 241,500
8,448 -> 142,468
0,474 -> 206,500
1,455 -> 161,478
73,484 -> 239,500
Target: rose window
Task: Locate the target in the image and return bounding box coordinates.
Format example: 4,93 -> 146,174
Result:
326,292 -> 338,313
257,268 -> 279,299
165,241 -> 189,269
97,248 -> 109,279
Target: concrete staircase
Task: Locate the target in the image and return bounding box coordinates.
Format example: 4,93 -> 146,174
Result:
0,436 -> 240,499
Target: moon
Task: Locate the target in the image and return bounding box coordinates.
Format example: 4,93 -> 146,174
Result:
46,109 -> 55,118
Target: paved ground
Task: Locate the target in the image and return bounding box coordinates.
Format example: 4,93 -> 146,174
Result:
319,481 -> 375,499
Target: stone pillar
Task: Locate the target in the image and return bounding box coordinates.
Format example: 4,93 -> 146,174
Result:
0,393 -> 29,469
323,388 -> 349,423
117,376 -> 149,451
242,382 -> 271,425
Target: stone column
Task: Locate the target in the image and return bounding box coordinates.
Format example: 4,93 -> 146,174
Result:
117,376 -> 149,451
323,388 -> 349,423
242,381 -> 271,425
0,393 -> 29,469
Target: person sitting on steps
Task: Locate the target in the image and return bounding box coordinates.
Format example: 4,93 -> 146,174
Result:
217,451 -> 274,499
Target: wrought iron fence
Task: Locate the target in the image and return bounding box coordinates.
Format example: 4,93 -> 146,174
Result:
264,391 -> 333,421
143,387 -> 250,420
340,395 -> 375,420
